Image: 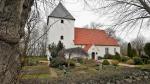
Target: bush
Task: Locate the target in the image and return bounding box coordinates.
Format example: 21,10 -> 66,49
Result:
104,54 -> 113,59
72,57 -> 84,64
112,52 -> 121,61
50,57 -> 67,68
97,56 -> 103,60
126,59 -> 134,65
111,60 -> 119,66
141,55 -> 149,64
133,57 -> 143,65
121,56 -> 130,62
102,59 -> 110,65
144,43 -> 150,58
67,60 -> 76,67
147,60 -> 150,64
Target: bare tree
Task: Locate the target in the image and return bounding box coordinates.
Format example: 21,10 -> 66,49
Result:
131,35 -> 145,56
83,0 -> 150,34
20,9 -> 40,65
105,28 -> 116,38
84,22 -> 104,29
40,23 -> 48,56
27,24 -> 48,56
90,22 -> 104,29
120,41 -> 128,56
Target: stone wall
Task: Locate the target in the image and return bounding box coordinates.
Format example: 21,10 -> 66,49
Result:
21,69 -> 150,84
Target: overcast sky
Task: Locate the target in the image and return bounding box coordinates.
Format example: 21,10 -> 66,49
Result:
42,1 -> 150,42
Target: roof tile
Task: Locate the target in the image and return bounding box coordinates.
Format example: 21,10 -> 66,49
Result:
74,27 -> 119,46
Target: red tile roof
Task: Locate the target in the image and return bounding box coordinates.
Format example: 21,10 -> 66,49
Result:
74,27 -> 119,46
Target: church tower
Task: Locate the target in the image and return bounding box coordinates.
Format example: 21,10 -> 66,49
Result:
47,2 -> 75,49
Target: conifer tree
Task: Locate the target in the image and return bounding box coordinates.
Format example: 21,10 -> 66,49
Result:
128,43 -> 133,58
144,43 -> 150,58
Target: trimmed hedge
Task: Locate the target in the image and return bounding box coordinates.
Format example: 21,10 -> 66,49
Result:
104,54 -> 113,59
126,59 -> 134,65
104,52 -> 121,61
112,52 -> 121,61
111,60 -> 119,66
121,56 -> 130,62
102,59 -> 110,65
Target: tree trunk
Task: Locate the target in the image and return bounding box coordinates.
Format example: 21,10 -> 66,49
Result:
0,0 -> 33,84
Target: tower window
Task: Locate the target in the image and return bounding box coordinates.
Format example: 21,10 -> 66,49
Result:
60,35 -> 64,40
61,19 -> 64,23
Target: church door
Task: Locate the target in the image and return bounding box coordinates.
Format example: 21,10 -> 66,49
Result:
92,52 -> 95,60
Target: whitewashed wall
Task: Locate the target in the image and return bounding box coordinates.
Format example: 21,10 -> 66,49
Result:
88,45 -> 120,60
47,17 -> 75,48
46,17 -> 75,60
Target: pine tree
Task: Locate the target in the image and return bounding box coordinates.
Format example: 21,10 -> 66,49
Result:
128,43 -> 133,58
57,41 -> 64,52
49,41 -> 64,58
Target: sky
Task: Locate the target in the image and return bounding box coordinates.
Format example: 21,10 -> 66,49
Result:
41,1 -> 150,42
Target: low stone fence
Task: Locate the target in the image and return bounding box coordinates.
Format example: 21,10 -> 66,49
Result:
21,68 -> 150,84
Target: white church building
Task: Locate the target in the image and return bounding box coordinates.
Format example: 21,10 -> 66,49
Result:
46,3 -> 120,60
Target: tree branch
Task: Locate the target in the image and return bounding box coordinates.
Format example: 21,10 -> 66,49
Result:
138,0 -> 150,14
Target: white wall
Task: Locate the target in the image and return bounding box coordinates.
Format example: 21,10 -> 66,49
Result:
47,17 -> 75,48
65,53 -> 87,59
88,45 -> 120,60
46,17 -> 75,60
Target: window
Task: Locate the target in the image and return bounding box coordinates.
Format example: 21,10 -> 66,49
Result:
61,19 -> 64,23
114,48 -> 116,53
105,48 -> 109,54
96,52 -> 98,55
60,35 -> 64,40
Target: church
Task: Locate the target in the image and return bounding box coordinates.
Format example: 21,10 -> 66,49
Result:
46,3 -> 120,60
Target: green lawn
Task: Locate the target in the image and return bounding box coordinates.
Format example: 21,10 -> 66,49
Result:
135,64 -> 150,70
21,56 -> 150,81
27,56 -> 47,62
22,74 -> 51,79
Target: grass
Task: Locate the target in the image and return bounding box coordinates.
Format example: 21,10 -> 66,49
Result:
27,56 -> 47,62
22,74 -> 51,79
23,65 -> 49,70
21,56 -> 150,81
27,56 -> 47,60
21,56 -> 51,79
135,64 -> 150,70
